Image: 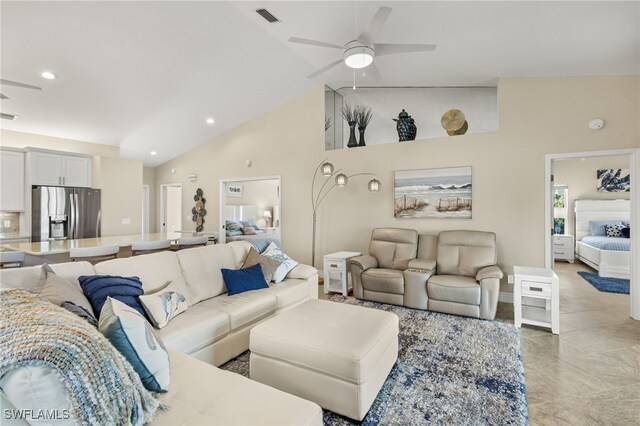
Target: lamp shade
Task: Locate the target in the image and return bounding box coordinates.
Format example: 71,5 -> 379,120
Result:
321,162 -> 334,176
335,173 -> 348,187
368,178 -> 381,192
263,210 -> 272,218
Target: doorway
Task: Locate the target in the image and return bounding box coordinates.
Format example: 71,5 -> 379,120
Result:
160,183 -> 182,233
545,149 -> 639,320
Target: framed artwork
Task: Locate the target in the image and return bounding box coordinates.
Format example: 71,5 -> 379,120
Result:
226,183 -> 244,197
597,169 -> 630,192
394,166 -> 472,219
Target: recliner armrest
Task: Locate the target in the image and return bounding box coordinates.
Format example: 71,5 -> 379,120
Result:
476,265 -> 503,282
407,258 -> 436,272
349,255 -> 378,272
287,264 -> 317,280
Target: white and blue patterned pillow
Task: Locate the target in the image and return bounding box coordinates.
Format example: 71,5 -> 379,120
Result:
589,220 -> 624,236
605,224 -> 625,238
99,298 -> 170,392
262,242 -> 298,283
139,284 -> 188,329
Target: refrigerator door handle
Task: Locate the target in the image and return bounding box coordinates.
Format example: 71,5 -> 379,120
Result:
68,193 -> 74,239
74,193 -> 80,239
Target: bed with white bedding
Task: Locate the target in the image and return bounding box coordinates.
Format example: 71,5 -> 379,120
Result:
575,199 -> 631,279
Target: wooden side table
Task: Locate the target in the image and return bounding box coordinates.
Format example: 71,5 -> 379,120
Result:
513,266 -> 559,334
323,251 -> 362,296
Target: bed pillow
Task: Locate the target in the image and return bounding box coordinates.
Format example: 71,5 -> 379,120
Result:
621,226 -> 630,238
242,248 -> 282,282
226,221 -> 242,231
589,220 -> 624,236
226,230 -> 243,237
605,224 -> 625,238
241,220 -> 260,230
139,284 -> 188,329
262,242 -> 299,283
241,226 -> 257,235
39,264 -> 95,315
99,298 -> 170,392
79,275 -> 148,320
221,263 -> 269,296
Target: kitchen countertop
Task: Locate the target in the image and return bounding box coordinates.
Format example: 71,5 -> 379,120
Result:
3,231 -> 198,255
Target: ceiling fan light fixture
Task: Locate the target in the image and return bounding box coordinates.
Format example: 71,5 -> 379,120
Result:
344,43 -> 374,69
40,71 -> 56,80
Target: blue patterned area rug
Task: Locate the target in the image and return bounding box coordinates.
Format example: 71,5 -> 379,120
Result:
577,271 -> 630,294
220,296 -> 528,425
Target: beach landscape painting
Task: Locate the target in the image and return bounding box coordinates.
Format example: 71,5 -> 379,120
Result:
394,167 -> 472,219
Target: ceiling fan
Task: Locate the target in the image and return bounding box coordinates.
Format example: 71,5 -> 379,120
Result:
0,78 -> 43,120
288,6 -> 437,79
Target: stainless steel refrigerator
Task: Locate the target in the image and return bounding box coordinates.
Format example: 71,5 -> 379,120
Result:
32,186 -> 101,242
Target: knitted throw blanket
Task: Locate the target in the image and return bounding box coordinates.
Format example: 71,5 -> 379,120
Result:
0,290 -> 161,425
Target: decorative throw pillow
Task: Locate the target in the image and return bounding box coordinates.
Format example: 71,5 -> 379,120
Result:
99,298 -> 170,393
139,284 -> 188,329
621,226 -> 630,238
226,221 -> 242,231
226,230 -> 243,237
262,242 -> 299,283
242,248 -> 282,282
241,220 -> 260,230
605,224 -> 625,238
78,275 -> 148,320
63,301 -> 99,328
241,226 -> 257,235
589,220 -> 624,236
221,263 -> 269,296
39,264 -> 95,315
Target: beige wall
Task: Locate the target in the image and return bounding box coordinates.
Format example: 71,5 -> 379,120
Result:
554,156 -> 631,235
94,156 -> 143,236
155,75 -> 639,294
143,167 -> 157,232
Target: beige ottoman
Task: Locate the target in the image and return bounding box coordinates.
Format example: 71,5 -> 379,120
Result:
249,299 -> 398,421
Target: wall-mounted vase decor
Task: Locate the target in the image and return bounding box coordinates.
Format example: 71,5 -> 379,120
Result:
441,109 -> 468,136
356,105 -> 373,147
597,169 -> 630,192
192,188 -> 207,232
393,109 -> 417,142
342,103 -> 359,148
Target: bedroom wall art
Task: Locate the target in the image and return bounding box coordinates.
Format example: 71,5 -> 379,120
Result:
226,183 -> 244,197
597,169 -> 630,192
394,166 -> 472,219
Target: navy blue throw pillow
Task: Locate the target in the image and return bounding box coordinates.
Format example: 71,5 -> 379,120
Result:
78,275 -> 148,320
621,226 -> 630,238
221,264 -> 269,296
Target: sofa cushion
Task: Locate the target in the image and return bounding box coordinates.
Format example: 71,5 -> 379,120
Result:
369,228 -> 418,270
139,283 -> 189,329
197,291 -> 277,331
263,279 -> 311,311
436,231 -> 497,277
262,242 -> 299,283
242,248 -> 281,282
39,264 -> 94,314
176,242 -> 251,305
427,275 -> 480,305
221,264 -> 269,296
0,262 -> 95,293
362,268 -> 405,295
79,275 -> 148,319
157,305 -> 230,354
95,251 -> 189,302
99,298 -> 170,393
154,350 -> 323,425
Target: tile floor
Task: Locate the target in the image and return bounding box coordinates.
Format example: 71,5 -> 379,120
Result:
320,261 -> 639,425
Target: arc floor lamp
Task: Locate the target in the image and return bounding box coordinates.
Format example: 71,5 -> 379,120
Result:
311,158 -> 381,267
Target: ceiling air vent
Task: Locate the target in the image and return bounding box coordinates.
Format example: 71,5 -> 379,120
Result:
256,8 -> 279,23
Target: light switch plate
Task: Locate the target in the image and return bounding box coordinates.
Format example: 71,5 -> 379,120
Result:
121,218 -> 131,225
507,274 -> 514,284
3,220 -> 11,228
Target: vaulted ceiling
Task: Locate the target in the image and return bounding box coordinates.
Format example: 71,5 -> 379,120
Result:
1,1 -> 638,166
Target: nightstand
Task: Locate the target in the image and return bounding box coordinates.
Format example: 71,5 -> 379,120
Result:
513,266 -> 559,334
323,251 -> 362,296
553,234 -> 574,263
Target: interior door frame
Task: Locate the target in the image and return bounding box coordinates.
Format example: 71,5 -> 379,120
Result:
142,185 -> 150,234
159,183 -> 182,233
544,148 -> 639,320
218,175 -> 281,244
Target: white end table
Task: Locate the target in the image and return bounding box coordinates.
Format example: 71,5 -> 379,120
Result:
513,266 -> 559,334
323,251 -> 362,296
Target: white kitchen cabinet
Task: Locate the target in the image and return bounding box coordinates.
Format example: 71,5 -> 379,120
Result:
0,149 -> 25,211
29,151 -> 91,187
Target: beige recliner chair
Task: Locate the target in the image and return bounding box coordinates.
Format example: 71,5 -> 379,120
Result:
350,228 -> 435,310
427,230 -> 503,320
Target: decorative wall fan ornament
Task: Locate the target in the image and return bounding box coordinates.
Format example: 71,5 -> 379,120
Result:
191,188 -> 207,232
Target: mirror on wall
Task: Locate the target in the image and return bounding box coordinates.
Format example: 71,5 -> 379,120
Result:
218,176 -> 281,246
325,85 -> 344,150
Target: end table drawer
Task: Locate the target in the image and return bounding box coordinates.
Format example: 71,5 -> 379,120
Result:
521,280 -> 551,298
325,259 -> 346,271
553,248 -> 572,258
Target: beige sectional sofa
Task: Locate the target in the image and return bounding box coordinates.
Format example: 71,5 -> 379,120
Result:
0,241 -> 323,425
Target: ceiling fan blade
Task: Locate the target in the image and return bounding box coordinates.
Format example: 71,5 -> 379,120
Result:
361,63 -> 382,81
307,59 -> 344,79
0,93 -> 8,100
0,79 -> 42,91
358,6 -> 392,45
0,113 -> 17,120
374,43 -> 437,57
288,37 -> 343,49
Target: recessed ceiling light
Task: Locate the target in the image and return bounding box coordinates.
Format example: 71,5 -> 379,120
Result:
206,118 -> 215,124
150,151 -> 157,156
40,71 -> 56,80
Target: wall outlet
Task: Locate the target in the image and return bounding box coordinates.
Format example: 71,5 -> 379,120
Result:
3,220 -> 11,228
507,274 -> 514,284
121,217 -> 131,225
